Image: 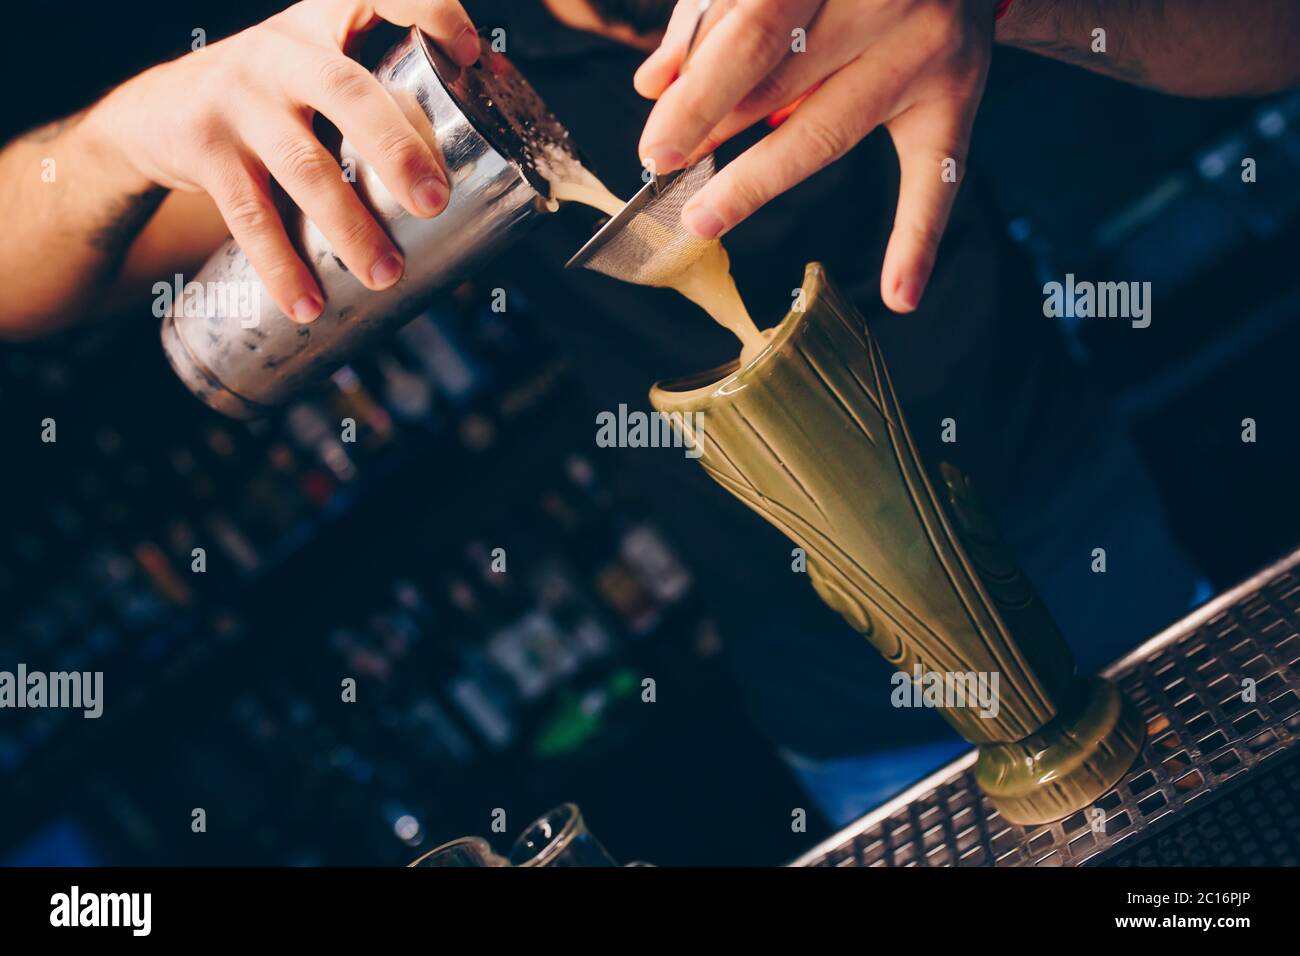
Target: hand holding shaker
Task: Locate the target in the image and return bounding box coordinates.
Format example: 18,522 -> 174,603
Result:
162,27 -> 584,419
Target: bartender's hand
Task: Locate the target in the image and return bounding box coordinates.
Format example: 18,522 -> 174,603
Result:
94,0 -> 480,323
635,0 -> 998,314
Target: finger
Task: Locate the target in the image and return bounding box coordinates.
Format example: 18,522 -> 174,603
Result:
246,111 -> 405,292
201,150 -> 324,323
683,5 -> 861,162
632,0 -> 710,99
371,0 -> 480,65
638,0 -> 822,174
879,103 -> 974,314
679,54 -> 898,240
288,52 -> 449,218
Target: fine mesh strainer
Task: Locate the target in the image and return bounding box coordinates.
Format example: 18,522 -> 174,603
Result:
564,0 -> 719,287
563,154 -> 718,286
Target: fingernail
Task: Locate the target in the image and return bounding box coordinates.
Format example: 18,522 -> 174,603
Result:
370,253 -> 404,288
412,176 -> 448,216
682,204 -> 724,240
641,143 -> 686,175
896,277 -> 923,312
291,295 -> 322,324
451,27 -> 480,66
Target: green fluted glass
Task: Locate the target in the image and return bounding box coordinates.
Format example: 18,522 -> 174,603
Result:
650,263 -> 1142,825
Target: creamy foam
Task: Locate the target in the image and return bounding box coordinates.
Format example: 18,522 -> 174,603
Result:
552,177 -> 773,366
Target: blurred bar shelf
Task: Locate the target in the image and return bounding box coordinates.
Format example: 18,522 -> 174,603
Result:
793,546 -> 1300,867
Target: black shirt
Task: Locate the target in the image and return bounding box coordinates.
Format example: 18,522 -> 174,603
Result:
472,1 -> 1107,756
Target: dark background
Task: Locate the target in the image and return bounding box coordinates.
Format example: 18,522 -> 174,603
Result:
2,2 -> 1299,866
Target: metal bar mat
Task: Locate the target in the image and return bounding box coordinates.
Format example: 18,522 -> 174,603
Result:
793,548 -> 1300,867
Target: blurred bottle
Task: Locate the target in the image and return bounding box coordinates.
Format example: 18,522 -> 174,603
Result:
540,488 -> 660,637
201,423 -> 313,546
526,557 -> 615,666
395,310 -> 488,407
367,350 -> 440,426
327,366 -> 396,456
564,455 -> 692,606
282,400 -> 359,485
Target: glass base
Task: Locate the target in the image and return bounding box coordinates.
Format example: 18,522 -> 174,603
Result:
974,676 -> 1144,826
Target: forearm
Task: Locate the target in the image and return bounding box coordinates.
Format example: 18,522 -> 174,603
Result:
998,0 -> 1300,97
0,101 -> 165,339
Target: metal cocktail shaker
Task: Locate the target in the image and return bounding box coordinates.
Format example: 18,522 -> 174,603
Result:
162,27 -> 583,419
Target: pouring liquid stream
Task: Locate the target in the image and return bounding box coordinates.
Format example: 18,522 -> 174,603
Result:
551,179 -> 774,366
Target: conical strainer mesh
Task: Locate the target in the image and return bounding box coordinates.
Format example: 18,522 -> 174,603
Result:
575,155 -> 717,287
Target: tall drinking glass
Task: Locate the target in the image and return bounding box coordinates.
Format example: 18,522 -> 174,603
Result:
649,263 -> 1142,825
